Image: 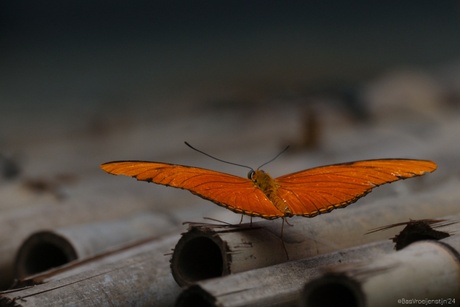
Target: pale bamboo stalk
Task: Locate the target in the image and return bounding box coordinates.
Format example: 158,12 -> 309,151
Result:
0,197 -> 160,289
14,212 -> 176,280
171,179 -> 460,286
0,172 -> 237,290
174,218 -> 459,307
0,234 -> 181,307
301,235 -> 460,307
176,240 -> 395,307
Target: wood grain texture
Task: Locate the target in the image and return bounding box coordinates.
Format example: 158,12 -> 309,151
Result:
302,236 -> 460,307
0,234 -> 181,307
14,212 -> 175,280
176,218 -> 459,307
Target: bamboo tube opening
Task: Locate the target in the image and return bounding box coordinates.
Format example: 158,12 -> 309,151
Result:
301,274 -> 364,307
171,230 -> 226,286
15,231 -> 78,279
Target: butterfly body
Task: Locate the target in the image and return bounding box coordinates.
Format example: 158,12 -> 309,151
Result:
249,170 -> 292,217
100,158 -> 437,220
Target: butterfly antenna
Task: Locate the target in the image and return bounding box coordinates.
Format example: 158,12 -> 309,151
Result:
257,145 -> 290,170
184,142 -> 253,171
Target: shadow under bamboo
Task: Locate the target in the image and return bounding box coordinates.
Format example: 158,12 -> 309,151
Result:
171,178 -> 460,286
301,235 -> 460,307
174,217 -> 459,307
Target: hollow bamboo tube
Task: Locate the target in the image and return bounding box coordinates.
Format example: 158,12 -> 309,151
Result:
174,218 -> 459,307
14,212 -> 175,280
301,235 -> 460,307
0,234 -> 181,307
171,179 -> 460,286
0,196 -> 160,289
176,240 -> 395,307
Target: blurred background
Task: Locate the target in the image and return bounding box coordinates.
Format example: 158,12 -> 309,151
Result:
1,1 -> 460,144
1,0 -> 460,293
1,0 -> 460,199
2,0 -> 460,209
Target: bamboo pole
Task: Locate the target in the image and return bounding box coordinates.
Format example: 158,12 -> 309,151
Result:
13,212 -> 176,280
301,235 -> 460,307
171,178 -> 460,286
0,168 -> 238,290
0,234 -> 181,307
0,196 -> 162,289
176,240 -> 395,307
174,218 -> 459,307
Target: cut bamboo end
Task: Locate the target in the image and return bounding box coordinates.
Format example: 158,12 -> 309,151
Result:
175,239 -> 394,307
170,190 -> 460,287
301,275 -> 365,307
13,212 -> 175,283
170,223 -> 287,287
301,237 -> 460,307
15,231 -> 78,279
1,234 -> 182,306
174,216 -> 459,307
170,226 -> 227,287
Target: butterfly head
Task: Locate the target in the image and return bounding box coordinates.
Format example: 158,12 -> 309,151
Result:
247,169 -> 256,180
247,169 -> 279,203
248,169 -> 273,186
248,169 -> 269,180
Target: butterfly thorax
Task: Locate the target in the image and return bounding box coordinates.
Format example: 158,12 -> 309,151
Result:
249,170 -> 292,216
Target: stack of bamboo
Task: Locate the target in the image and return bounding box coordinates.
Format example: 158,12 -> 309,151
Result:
2,75 -> 460,306
1,180 -> 459,306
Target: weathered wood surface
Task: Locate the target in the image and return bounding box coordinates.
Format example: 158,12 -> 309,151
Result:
176,240 -> 396,307
302,236 -> 460,307
0,234 -> 181,307
14,212 -> 176,280
0,199 -> 154,289
1,44 -> 460,306
171,179 -> 460,286
0,188 -> 183,289
175,218 -> 459,307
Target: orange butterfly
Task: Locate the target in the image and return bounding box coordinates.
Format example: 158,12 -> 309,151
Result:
100,146 -> 436,219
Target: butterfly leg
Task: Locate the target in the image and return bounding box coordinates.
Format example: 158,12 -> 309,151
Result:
239,214 -> 244,224
279,217 -> 293,237
284,218 -> 293,226
280,218 -> 285,238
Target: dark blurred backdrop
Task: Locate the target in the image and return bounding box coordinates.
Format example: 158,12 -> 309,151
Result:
1,1 -> 460,141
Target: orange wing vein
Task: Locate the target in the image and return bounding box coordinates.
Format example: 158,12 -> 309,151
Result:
275,159 -> 437,217
100,161 -> 284,218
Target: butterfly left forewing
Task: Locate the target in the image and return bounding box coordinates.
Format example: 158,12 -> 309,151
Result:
274,159 -> 437,217
101,161 -> 284,218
